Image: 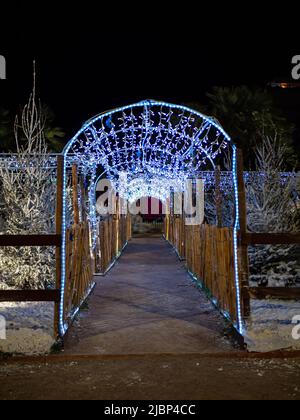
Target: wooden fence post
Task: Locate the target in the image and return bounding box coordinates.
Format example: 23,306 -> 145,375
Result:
237,149 -> 250,317
54,155 -> 64,338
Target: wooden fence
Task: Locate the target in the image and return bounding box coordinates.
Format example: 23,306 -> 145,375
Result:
165,220 -> 300,324
185,224 -> 237,321
236,150 -> 300,311
0,156 -> 133,339
0,156 -> 64,338
2,148 -> 298,341
240,232 -> 300,304
165,150 -> 300,326
165,217 -> 238,321
166,215 -> 185,259
96,214 -> 132,274
63,164 -> 132,328
168,222 -> 300,320
63,221 -> 94,327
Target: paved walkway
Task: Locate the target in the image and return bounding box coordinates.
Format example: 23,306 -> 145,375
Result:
64,237 -> 234,355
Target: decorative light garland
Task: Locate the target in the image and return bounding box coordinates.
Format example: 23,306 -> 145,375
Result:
0,154 -> 295,192
115,171 -> 188,204
232,145 -> 244,334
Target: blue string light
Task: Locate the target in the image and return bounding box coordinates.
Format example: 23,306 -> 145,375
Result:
59,154 -> 67,336
232,145 -> 243,334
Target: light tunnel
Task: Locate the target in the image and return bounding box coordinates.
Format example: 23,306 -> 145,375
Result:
59,100 -> 243,336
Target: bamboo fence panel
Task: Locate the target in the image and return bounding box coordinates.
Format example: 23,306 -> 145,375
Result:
167,216 -> 185,259
64,221 -> 93,324
164,215 -> 170,241
98,215 -> 132,274
173,223 -> 237,322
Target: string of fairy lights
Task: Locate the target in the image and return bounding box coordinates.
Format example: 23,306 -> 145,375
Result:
66,100 -> 231,203
0,153 -> 294,193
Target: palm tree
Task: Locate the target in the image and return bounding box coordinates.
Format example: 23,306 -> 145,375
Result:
206,86 -> 296,169
42,105 -> 66,152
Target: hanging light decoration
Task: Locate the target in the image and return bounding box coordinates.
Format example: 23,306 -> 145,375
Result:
65,100 -> 231,202
59,100 -> 239,336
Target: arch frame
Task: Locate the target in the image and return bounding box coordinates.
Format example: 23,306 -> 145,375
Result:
58,100 -> 243,336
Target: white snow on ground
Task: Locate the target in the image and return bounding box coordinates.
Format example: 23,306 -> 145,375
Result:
0,302 -> 55,355
244,299 -> 300,352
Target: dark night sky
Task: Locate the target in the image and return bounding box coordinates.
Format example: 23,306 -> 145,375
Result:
0,7 -> 299,140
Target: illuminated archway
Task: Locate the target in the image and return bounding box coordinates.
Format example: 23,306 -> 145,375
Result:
60,100 -> 242,336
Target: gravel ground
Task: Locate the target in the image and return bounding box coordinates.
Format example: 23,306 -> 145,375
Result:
0,354 -> 300,400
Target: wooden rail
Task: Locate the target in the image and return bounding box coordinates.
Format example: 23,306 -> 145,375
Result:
0,289 -> 60,303
247,287 -> 300,300
242,232 -> 300,245
0,234 -> 61,247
